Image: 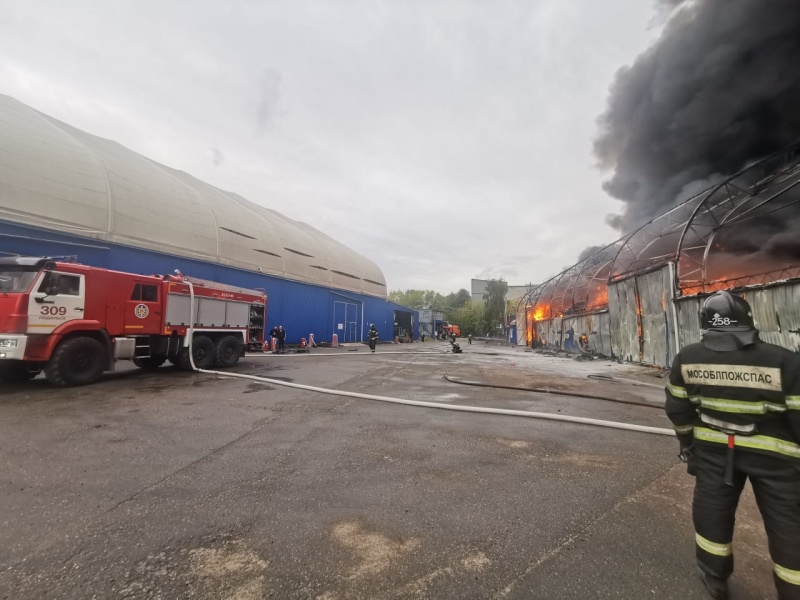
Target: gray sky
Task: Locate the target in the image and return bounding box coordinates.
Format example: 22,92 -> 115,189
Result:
0,0 -> 660,294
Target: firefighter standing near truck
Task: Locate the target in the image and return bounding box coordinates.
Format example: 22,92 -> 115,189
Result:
276,325 -> 286,353
269,326 -> 279,352
665,291 -> 800,600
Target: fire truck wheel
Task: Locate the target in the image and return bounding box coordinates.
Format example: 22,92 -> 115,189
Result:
0,361 -> 38,383
44,336 -> 107,387
132,356 -> 168,370
177,335 -> 216,371
215,335 -> 244,368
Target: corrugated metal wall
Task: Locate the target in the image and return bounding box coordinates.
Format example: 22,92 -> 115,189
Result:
742,284 -> 800,352
532,315 -> 563,349
526,270 -> 670,361
561,311 -> 612,356
637,267 -> 675,367
607,265 -> 676,366
608,277 -> 640,363
674,296 -> 703,349
526,271 -> 800,367
525,266 -> 800,365
674,282 -> 800,353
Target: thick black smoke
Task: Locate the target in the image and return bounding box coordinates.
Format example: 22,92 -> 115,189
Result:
577,245 -> 607,263
595,0 -> 800,231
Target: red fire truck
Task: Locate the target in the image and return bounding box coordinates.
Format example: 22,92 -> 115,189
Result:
443,323 -> 461,337
0,257 -> 267,386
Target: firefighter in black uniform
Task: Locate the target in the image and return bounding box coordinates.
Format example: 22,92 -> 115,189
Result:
665,291 -> 800,599
367,324 -> 379,353
276,325 -> 286,353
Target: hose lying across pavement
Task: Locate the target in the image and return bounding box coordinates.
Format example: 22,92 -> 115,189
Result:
586,373 -> 665,389
197,367 -> 676,437
185,283 -> 674,438
443,375 -> 664,409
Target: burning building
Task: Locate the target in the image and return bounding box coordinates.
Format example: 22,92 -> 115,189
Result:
518,144 -> 800,366
518,0 -> 800,366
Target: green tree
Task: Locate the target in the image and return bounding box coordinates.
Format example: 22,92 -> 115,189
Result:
443,289 -> 472,323
387,289 -> 427,308
422,290 -> 447,311
388,288 -> 477,328
483,279 -> 508,336
451,301 -> 485,336
445,289 -> 471,310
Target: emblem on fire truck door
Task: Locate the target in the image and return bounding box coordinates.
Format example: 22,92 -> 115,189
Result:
134,304 -> 150,319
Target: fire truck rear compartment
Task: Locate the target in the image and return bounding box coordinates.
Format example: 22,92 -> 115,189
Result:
118,279 -> 264,370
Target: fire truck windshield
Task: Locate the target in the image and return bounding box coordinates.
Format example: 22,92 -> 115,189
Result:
0,268 -> 39,294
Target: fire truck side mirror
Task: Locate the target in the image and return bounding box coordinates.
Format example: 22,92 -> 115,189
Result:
35,286 -> 59,303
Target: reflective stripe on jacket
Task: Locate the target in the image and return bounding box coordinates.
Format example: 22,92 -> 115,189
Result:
664,339 -> 800,463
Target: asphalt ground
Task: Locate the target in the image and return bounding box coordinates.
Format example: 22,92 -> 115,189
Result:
0,341 -> 775,599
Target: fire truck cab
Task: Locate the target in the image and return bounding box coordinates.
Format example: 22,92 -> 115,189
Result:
438,321 -> 461,338
0,257 -> 267,386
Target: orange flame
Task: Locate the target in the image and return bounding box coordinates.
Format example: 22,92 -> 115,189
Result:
680,274 -> 737,296
529,304 -> 551,322
585,288 -> 608,311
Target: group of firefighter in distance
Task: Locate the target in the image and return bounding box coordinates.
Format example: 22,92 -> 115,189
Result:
262,323 -> 467,354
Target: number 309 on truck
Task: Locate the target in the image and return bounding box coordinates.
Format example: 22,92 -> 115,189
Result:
0,257 -> 267,386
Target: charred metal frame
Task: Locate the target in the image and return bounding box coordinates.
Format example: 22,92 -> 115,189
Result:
675,144 -> 800,295
519,142 -> 800,335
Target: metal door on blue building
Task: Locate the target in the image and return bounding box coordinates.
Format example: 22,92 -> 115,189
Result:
333,300 -> 359,342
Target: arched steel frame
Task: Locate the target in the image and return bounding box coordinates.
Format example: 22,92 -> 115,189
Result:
607,197 -> 706,284
519,142 -> 800,326
514,241 -> 621,325
675,143 -> 800,295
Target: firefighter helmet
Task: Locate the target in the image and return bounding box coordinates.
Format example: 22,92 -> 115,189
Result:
700,291 -> 754,332
700,291 -> 759,351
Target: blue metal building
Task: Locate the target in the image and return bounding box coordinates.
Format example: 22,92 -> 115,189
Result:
0,94 -> 413,345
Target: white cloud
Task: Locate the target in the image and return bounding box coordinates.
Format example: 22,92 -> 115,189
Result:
0,0 -> 658,293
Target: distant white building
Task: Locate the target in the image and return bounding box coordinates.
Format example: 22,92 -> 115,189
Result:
470,278 -> 537,303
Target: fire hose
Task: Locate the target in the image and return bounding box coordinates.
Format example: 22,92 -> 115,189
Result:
186,282 -> 675,438
443,375 -> 663,409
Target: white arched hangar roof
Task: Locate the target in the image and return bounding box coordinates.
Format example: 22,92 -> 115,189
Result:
0,94 -> 387,298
